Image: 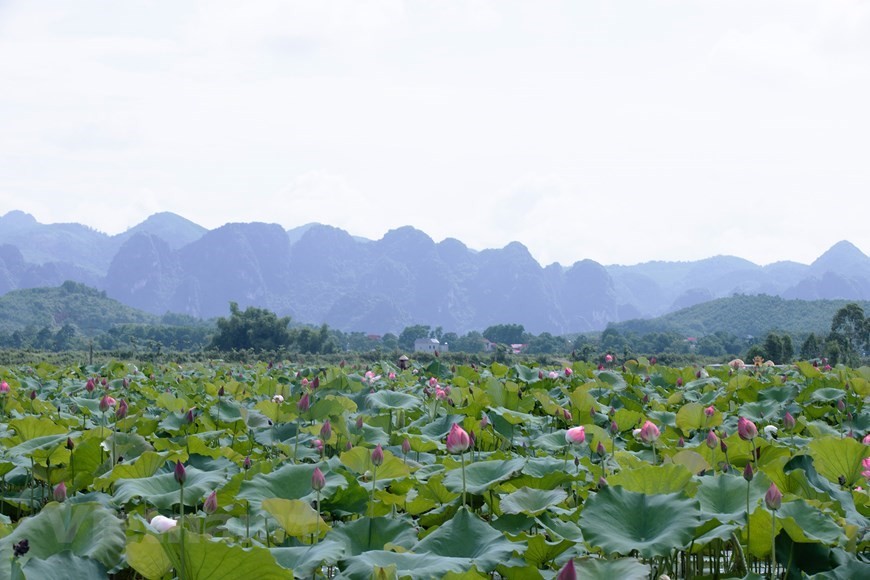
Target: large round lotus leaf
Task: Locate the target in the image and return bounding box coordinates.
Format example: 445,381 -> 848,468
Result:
758,386 -> 797,403
0,502 -> 124,571
159,529 -> 289,580
270,541 -> 345,577
93,451 -> 175,491
607,463 -> 693,495
262,498 -> 329,537
366,390 -> 420,411
8,416 -> 67,440
236,461 -> 345,509
778,500 -> 846,545
579,487 -> 702,558
339,550 -> 471,580
807,387 -> 847,403
509,456 -> 576,490
574,557 -> 650,579
746,507 -> 781,558
676,402 -> 721,434
536,513 -> 584,543
326,516 -> 418,556
340,446 -> 410,481
669,450 -> 709,475
738,400 -> 783,422
522,534 -> 573,568
695,473 -> 754,522
809,436 -> 869,487
20,551 -> 108,579
500,487 -> 567,516
113,464 -> 231,509
443,458 -> 525,495
415,508 -> 518,572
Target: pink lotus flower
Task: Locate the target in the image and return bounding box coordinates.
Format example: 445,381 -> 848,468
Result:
480,415 -> 489,429
729,359 -> 746,370
706,430 -> 719,449
565,426 -> 586,445
604,354 -> 613,363
704,406 -> 715,417
765,482 -> 782,511
116,399 -> 128,420
737,417 -> 758,441
99,395 -> 116,413
863,433 -> 870,445
783,412 -> 796,430
150,515 -> 177,533
313,439 -> 323,453
563,409 -> 572,421
320,420 -> 332,440
85,378 -> 95,392
297,392 -> 310,412
435,387 -> 447,400
53,481 -> 67,503
428,377 -> 438,388
743,463 -> 754,482
388,372 -> 396,380
564,367 -> 573,376
548,371 -> 558,379
639,421 -> 660,443
204,490 -> 218,514
402,438 -> 411,455
364,371 -> 382,384
0,381 -> 8,394
446,423 -> 471,454
371,444 -> 384,466
311,467 -> 326,492
861,457 -> 870,479
556,558 -> 577,580
301,378 -> 309,388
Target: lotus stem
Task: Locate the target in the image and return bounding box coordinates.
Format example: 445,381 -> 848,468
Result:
770,511 -> 777,579
179,483 -> 186,580
461,452 -> 467,509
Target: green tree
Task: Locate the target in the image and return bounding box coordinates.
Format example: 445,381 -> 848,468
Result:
800,333 -> 821,360
830,303 -> 867,363
780,334 -> 794,363
483,324 -> 526,345
398,325 -> 431,351
209,302 -> 292,351
763,333 -> 783,363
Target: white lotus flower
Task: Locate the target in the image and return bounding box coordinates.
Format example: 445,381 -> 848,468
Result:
272,394 -> 284,404
150,515 -> 177,533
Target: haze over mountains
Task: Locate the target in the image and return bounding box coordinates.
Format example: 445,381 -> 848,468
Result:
0,210 -> 868,335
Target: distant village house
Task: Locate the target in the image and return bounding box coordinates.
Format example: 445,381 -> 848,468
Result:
414,338 -> 448,353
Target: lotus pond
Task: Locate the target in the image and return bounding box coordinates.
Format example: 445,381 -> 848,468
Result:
0,358 -> 867,579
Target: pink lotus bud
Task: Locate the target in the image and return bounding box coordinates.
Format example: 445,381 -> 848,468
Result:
372,444 -> 384,466
429,377 -> 438,388
863,433 -> 870,445
402,438 -> 411,455
151,515 -> 177,533
783,412 -> 796,430
435,387 -> 447,400
204,490 -> 218,514
313,439 -> 323,453
312,377 -> 320,390
743,463 -> 754,482
446,423 -> 471,454
649,356 -> 657,365
563,409 -> 572,421
704,406 -> 715,417
243,456 -> 251,470
547,371 -> 557,379
99,395 -> 116,412
297,392 -> 310,412
765,482 -> 782,511
388,372 -> 396,380
186,408 -> 196,424
174,461 -> 186,485
29,390 -> 37,400
597,476 -> 607,489
0,381 -> 9,394
480,415 -> 489,430
642,394 -> 649,404
596,441 -> 606,456
538,370 -> 544,380
565,426 -> 586,445
218,386 -> 225,397
356,416 -> 364,430
837,399 -> 846,413
53,481 -> 67,502
311,467 -> 326,492
320,420 -> 332,441
677,437 -> 685,447
737,417 -> 758,441
597,364 -> 604,370
605,354 -> 614,364
556,557 -> 577,580
115,399 -> 128,420
676,377 -> 683,387
720,439 -> 728,453
85,378 -> 95,392
345,441 -> 353,451
565,367 -> 573,376
610,421 -> 618,435
639,421 -> 660,443
706,430 -> 719,449
66,437 -> 74,450
301,378 -> 310,388
861,457 -> 870,478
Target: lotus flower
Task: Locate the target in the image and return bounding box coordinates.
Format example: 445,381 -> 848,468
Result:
151,515 -> 177,533
243,456 -> 251,470
605,354 -> 613,363
99,395 -> 116,413
0,381 -> 8,394
388,372 -> 396,380
863,433 -> 870,445
737,417 -> 757,441
311,467 -> 326,491
53,481 -> 67,502
763,425 -> 778,438
428,377 -> 438,388
402,438 -> 411,455
729,359 -> 746,370
272,394 -> 284,404
446,423 -> 471,454
204,490 -> 218,514
639,421 -> 660,443
565,426 -> 586,445
743,463 -> 754,482
704,405 -> 715,417
556,558 -> 577,580
301,378 -> 309,388
765,482 -> 782,510
174,461 -> 186,485
372,444 -> 384,466
596,441 -> 606,457
564,367 -> 573,376
837,399 -> 846,413
549,371 -> 558,379
115,399 -> 128,420
320,419 -> 332,440
706,430 -> 719,449
783,412 -> 796,430
297,392 -> 310,412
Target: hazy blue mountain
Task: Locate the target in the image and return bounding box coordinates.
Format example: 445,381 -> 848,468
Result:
0,210 -> 868,334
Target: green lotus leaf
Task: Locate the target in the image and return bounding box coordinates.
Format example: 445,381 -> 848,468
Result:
20,551 -> 108,579
807,387 -> 847,403
695,472 -> 755,522
675,402 -> 721,434
500,487 -> 567,516
262,498 -> 329,537
535,513 -> 584,543
125,532 -> 172,580
522,534 -> 572,568
613,408 -> 644,432
574,557 -> 650,580
113,463 -> 231,509
778,499 -> 846,545
326,516 -> 418,556
340,446 -> 410,481
783,455 -> 863,526
418,414 -> 466,439
607,463 -> 693,495
415,507 -> 518,572
0,502 -> 124,572
160,529 -> 289,580
366,390 -> 421,412
6,433 -> 70,464
270,540 -> 345,577
758,386 -> 797,403
580,487 -> 702,558
509,456 -> 576,490
93,451 -> 178,491
443,458 -> 525,495
738,400 -> 782,422
237,461 -> 345,509
669,450 -> 709,475
746,507 -> 780,558
339,550 -> 471,580
808,435 -> 869,487
8,416 -> 67,441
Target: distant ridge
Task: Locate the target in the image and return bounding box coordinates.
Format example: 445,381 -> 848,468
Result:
0,210 -> 867,334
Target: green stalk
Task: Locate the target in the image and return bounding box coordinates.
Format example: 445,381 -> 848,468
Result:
368,465 -> 378,548
461,452 -> 467,509
770,510 -> 777,579
746,482 -> 752,569
179,483 -> 186,580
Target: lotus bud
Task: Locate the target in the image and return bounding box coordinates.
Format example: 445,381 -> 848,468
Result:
642,394 -> 649,404
597,476 -> 608,489
597,364 -> 604,370
565,367 -> 573,376
837,474 -> 846,486
297,392 -> 310,413
565,426 -> 586,445
863,433 -> 870,445
151,515 -> 177,533
30,390 -> 37,400
356,416 -> 364,430
311,467 -> 326,492
563,409 -> 572,422
596,441 -> 606,457
469,430 -> 476,448
402,438 -> 411,455
446,423 -> 471,454
706,430 -> 719,449
720,439 -> 728,453
538,370 -> 544,380
301,378 -> 309,388
116,399 -> 128,420
765,482 -> 782,511
737,417 -> 757,441
650,356 -> 657,365
99,395 -> 115,412
372,444 -> 384,466
480,415 -> 489,430
243,456 -> 251,470
320,420 -> 332,441
639,421 -> 660,443
574,457 -> 580,468
66,437 -> 75,450
610,421 -> 618,435
345,441 -> 353,451
204,490 -> 218,514
721,462 -> 730,473
678,436 -> 685,448
101,378 -> 107,386
313,439 -> 323,453
549,371 -> 558,379
556,558 -> 577,580
704,406 -> 715,417
312,377 -> 320,390
837,399 -> 846,413
428,377 -> 438,388
743,463 -> 754,482
218,386 -> 225,397
53,481 -> 67,502
783,412 -> 796,430
174,461 -> 186,485
0,381 -> 8,394
186,407 -> 196,424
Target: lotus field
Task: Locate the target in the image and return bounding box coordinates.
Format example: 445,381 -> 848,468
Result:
0,358 -> 868,579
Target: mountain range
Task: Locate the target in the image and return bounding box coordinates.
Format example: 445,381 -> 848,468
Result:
1,210 -> 868,335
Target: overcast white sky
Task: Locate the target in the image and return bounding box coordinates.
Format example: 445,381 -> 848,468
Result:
1,1 -> 868,267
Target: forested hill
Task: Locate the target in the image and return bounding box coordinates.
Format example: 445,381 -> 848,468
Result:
609,295 -> 870,338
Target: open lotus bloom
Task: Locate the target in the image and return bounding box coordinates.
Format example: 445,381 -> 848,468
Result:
150,515 -> 177,533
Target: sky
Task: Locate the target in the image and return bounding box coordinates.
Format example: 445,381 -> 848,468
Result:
1,0 -> 869,267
